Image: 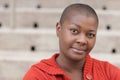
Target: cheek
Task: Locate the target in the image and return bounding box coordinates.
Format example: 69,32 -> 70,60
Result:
88,38 -> 96,50
60,31 -> 75,47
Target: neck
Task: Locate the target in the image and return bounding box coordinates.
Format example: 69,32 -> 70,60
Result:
56,54 -> 85,73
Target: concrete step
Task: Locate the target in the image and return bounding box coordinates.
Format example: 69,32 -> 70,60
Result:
1,0 -> 120,10
92,30 -> 120,53
0,29 -> 120,53
0,51 -> 119,80
97,10 -> 120,30
14,0 -> 120,10
15,8 -> 61,29
1,8 -> 120,30
0,0 -> 11,9
0,10 -> 11,29
0,51 -> 55,80
0,29 -> 58,52
12,9 -> 120,30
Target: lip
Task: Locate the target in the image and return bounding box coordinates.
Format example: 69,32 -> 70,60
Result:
71,47 -> 86,54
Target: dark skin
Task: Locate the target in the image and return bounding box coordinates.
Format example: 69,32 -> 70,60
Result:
56,12 -> 98,80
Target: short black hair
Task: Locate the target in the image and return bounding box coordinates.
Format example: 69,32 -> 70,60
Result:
59,3 -> 98,25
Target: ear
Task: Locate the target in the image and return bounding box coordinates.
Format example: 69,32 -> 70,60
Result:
56,22 -> 61,37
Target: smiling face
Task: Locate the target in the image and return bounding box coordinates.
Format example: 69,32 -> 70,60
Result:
56,12 -> 98,61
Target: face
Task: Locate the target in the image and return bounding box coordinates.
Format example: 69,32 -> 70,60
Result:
56,13 -> 98,61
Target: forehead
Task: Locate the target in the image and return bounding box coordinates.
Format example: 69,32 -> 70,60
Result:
63,12 -> 98,30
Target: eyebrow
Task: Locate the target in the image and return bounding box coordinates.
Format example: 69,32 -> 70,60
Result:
89,30 -> 96,32
71,23 -> 97,32
72,23 -> 81,28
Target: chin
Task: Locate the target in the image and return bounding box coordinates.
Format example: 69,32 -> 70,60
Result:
68,52 -> 87,61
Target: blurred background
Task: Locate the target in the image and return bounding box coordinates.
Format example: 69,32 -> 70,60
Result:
0,0 -> 120,80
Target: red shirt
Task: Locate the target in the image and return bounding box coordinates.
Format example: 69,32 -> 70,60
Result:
23,54 -> 120,80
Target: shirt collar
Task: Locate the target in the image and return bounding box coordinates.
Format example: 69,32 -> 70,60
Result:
35,53 -> 93,76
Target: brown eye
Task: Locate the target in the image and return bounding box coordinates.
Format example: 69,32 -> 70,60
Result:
87,33 -> 95,38
70,29 -> 78,34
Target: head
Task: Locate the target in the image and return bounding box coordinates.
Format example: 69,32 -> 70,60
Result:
56,3 -> 99,61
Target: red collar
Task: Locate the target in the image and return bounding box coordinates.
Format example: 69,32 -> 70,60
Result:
35,53 -> 93,77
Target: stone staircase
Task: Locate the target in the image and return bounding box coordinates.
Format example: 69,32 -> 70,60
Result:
0,0 -> 120,80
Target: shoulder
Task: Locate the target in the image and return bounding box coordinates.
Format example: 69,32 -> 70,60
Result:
23,53 -> 61,80
23,57 -> 53,80
23,64 -> 47,80
91,57 -> 120,80
92,57 -> 119,70
23,56 -> 52,80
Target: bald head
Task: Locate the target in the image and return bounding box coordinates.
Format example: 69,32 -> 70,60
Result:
59,3 -> 98,25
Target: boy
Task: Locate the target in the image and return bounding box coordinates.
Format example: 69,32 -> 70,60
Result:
23,3 -> 120,80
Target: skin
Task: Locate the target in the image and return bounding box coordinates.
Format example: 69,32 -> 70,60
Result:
56,12 -> 98,80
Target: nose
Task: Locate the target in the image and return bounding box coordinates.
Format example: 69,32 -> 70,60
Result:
76,33 -> 87,46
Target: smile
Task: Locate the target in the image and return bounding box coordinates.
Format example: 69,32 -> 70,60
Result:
71,47 -> 86,54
